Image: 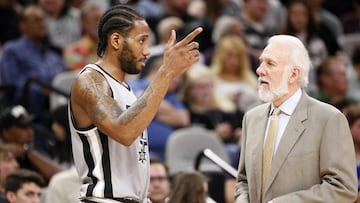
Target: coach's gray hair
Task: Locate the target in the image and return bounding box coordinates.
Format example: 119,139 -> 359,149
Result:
268,35 -> 311,88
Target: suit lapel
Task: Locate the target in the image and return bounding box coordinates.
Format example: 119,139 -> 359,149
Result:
253,104 -> 271,201
265,92 -> 309,192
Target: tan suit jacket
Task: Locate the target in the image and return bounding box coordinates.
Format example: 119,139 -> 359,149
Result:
235,91 -> 358,203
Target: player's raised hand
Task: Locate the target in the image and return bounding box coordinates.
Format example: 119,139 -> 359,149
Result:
161,27 -> 203,78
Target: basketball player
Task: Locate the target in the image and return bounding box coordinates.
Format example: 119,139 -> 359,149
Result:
69,5 -> 202,203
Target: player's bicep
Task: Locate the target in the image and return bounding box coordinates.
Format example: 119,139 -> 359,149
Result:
72,71 -> 123,128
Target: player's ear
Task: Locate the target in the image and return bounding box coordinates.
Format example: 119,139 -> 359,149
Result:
110,32 -> 123,51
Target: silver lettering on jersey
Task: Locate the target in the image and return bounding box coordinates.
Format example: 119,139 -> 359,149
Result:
139,132 -> 148,163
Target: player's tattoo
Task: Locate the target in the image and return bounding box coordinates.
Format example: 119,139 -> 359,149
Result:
79,72 -> 120,121
119,86 -> 153,125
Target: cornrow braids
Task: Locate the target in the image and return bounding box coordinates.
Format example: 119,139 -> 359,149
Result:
97,5 -> 144,57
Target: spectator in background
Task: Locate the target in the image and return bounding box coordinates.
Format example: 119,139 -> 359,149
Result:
347,45 -> 360,103
0,0 -> 22,46
311,56 -> 356,110
303,0 -> 343,56
0,146 -> 19,203
49,104 -> 72,170
168,171 -> 208,203
305,0 -> 343,37
199,0 -> 240,24
211,16 -> 260,71
179,64 -> 243,144
210,35 -> 261,112
0,5 -> 66,122
149,16 -> 184,57
129,55 -> 190,160
5,169 -> 45,203
343,104 -> 360,202
236,0 -> 274,58
146,0 -> 199,44
45,165 -> 81,203
148,158 -> 171,203
0,105 -> 62,184
38,0 -> 81,52
341,0 -> 360,34
281,0 -> 328,92
63,1 -> 104,71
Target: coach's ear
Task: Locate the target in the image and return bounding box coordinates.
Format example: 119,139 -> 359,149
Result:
110,32 -> 123,51
289,66 -> 300,84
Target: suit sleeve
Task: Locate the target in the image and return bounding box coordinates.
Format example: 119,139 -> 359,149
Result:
271,110 -> 358,203
234,114 -> 250,203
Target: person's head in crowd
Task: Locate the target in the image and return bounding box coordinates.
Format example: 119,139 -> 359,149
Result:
18,5 -> 47,43
187,0 -> 206,19
157,17 -> 184,44
0,146 -> 19,193
212,16 -> 244,44
257,35 -> 311,105
149,158 -> 171,203
343,104 -> 360,150
211,35 -> 257,88
168,171 -> 208,203
316,56 -> 348,100
242,0 -> 270,23
164,0 -> 191,18
5,169 -> 45,203
284,0 -> 316,40
179,64 -> 236,113
0,105 -> 35,146
80,1 -> 104,41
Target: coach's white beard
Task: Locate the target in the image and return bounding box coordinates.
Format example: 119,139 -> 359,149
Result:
258,73 -> 289,102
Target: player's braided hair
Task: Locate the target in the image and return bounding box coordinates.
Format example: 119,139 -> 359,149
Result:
97,5 -> 144,57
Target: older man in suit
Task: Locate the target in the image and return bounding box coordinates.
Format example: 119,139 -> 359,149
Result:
234,35 -> 358,203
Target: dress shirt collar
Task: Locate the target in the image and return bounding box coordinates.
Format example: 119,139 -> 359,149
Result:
270,88 -> 302,116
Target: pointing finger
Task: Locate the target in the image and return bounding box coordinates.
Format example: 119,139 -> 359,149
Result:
175,27 -> 203,48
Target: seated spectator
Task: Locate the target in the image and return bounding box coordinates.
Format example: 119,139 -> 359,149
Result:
0,5 -> 66,123
0,0 -> 22,46
282,0 -> 328,71
179,64 -> 243,143
45,166 -> 81,203
49,104 -> 72,170
0,105 -> 62,183
5,169 -> 45,203
235,0 -> 277,58
148,158 -> 171,203
341,0 -> 360,34
129,55 -> 190,160
63,1 -> 104,71
348,45 -> 360,103
305,0 -> 343,38
310,56 -> 356,110
38,0 -> 81,52
149,16 -> 184,57
168,171 -> 208,203
342,104 -> 360,202
0,146 -> 19,203
210,35 -> 261,112
211,16 -> 260,72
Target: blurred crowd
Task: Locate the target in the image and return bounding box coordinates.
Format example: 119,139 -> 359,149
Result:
0,0 -> 360,202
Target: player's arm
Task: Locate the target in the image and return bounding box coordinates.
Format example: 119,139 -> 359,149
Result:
71,28 -> 202,146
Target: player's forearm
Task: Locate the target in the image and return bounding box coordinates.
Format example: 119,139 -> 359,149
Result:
112,70 -> 173,145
